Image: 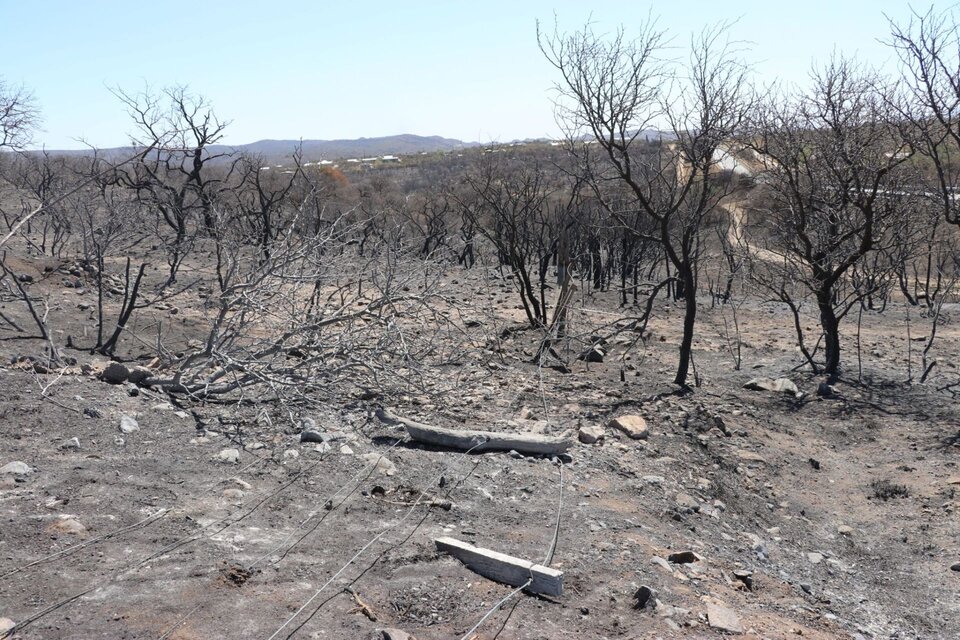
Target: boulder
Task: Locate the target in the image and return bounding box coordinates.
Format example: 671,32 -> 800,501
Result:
578,425 -> 605,444
217,448 -> 241,464
609,415 -> 649,440
706,601 -> 743,634
361,453 -> 397,476
101,362 -> 130,384
119,415 -> 139,434
0,461 -> 32,475
744,377 -> 802,398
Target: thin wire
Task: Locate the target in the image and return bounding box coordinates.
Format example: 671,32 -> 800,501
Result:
247,438 -> 403,570
3,456 -> 325,638
458,578 -> 533,640
542,461 -> 563,567
265,440 -> 486,640
0,508 -> 168,580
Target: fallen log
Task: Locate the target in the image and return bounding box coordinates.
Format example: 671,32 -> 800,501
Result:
435,536 -> 563,596
375,407 -> 572,456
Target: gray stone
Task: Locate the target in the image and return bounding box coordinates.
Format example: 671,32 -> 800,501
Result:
217,448 -> 241,464
119,415 -> 139,434
60,437 -> 81,450
706,602 -> 743,634
609,415 -> 649,439
675,492 -> 700,512
222,488 -> 245,503
744,377 -> 802,398
578,425 -> 605,444
361,453 -> 397,476
0,461 -> 32,475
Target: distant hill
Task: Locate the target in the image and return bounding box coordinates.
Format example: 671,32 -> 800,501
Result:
220,134 -> 473,161
32,134 -> 475,164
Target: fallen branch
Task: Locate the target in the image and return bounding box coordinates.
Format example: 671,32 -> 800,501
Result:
375,407 -> 571,455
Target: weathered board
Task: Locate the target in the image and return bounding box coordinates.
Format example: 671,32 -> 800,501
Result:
376,408 -> 572,456
435,536 -> 563,597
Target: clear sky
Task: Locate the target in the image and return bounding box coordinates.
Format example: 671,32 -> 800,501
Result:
1,1 -> 950,149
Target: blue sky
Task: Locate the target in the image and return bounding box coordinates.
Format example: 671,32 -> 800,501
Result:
1,1 -> 949,149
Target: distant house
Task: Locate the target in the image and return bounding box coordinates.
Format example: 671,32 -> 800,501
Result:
361,157 -> 378,162
381,155 -> 400,162
319,159 -> 333,165
346,158 -> 360,163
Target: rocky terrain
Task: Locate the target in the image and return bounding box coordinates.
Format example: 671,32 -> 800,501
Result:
1,259 -> 958,640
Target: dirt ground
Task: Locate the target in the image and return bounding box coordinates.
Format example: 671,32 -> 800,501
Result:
1,257 -> 959,640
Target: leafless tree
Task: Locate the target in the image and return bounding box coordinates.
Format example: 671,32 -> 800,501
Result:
0,79 -> 40,151
744,58 -> 916,380
113,85 -> 236,285
540,20 -> 751,386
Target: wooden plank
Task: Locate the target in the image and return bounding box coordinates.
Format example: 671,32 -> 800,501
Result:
435,536 -> 563,597
376,408 -> 572,456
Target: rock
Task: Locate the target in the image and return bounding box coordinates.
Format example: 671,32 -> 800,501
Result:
807,552 -> 824,564
736,450 -> 766,464
217,448 -> 241,464
83,407 -> 102,419
222,488 -> 245,503
733,570 -> 754,591
668,550 -> 701,564
578,425 -> 605,444
838,525 -> 853,536
119,415 -> 139,434
300,430 -> 327,443
609,415 -> 649,440
47,516 -> 87,536
60,437 -> 81,450
950,562 -> 960,572
340,445 -> 355,455
380,629 -> 417,640
706,602 -> 743,634
361,453 -> 397,476
0,461 -> 32,475
126,366 -> 153,384
675,493 -> 700,512
0,618 -> 14,634
578,345 -> 605,362
743,377 -> 802,398
101,362 -> 130,384
800,583 -> 813,595
643,475 -> 665,485
283,449 -> 300,461
231,478 -> 252,490
816,382 -> 837,398
633,585 -> 656,609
